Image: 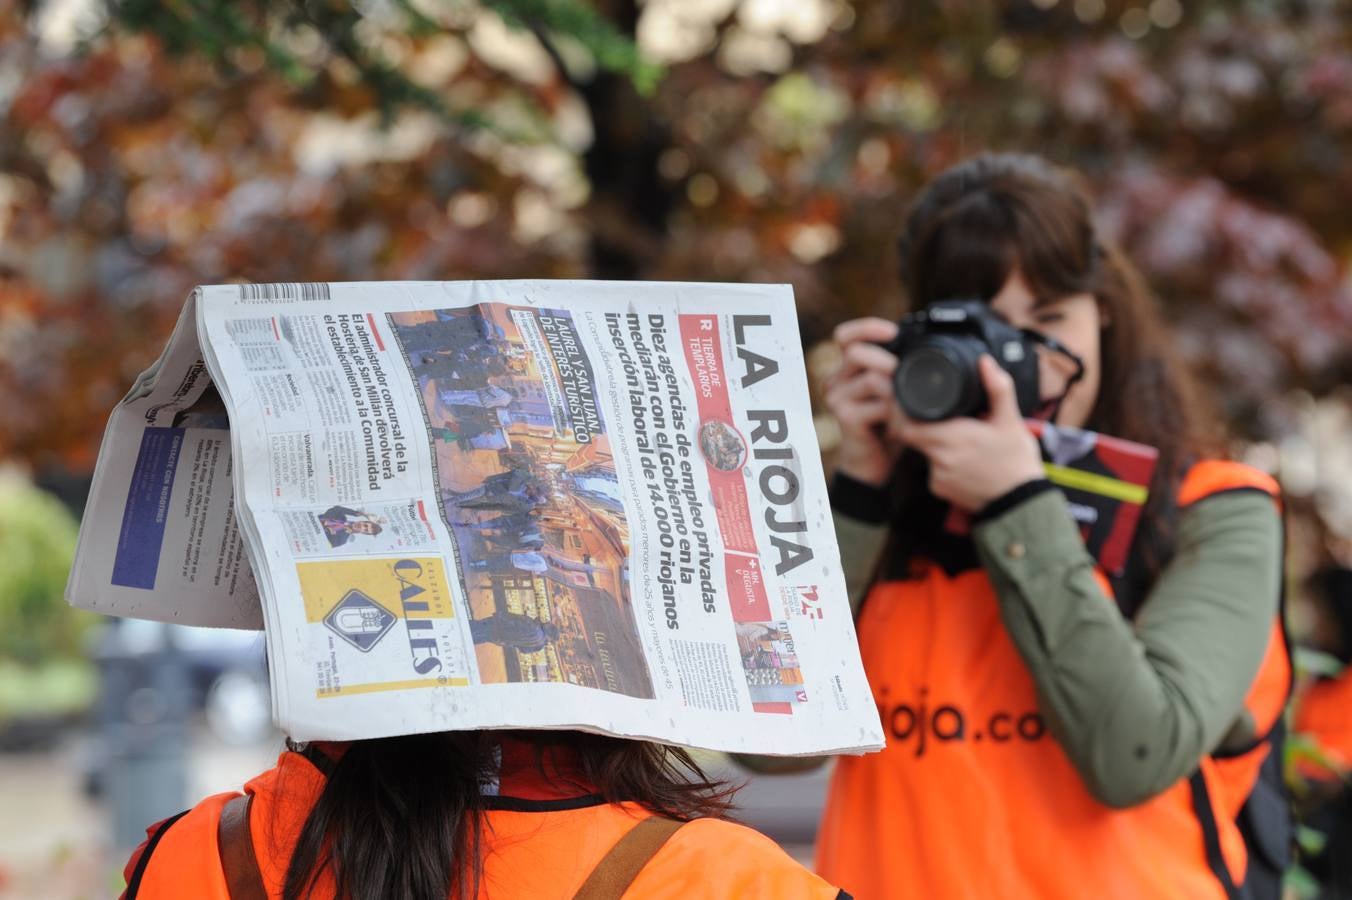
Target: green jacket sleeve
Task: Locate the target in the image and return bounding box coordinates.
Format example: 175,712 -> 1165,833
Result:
972,487 -> 1282,808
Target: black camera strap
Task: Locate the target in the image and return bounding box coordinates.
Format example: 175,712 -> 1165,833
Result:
1019,329 -> 1085,424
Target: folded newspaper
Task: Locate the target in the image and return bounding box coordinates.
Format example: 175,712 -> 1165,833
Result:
68,280 -> 884,755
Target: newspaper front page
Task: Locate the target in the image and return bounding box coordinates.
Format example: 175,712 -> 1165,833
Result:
70,280 -> 884,755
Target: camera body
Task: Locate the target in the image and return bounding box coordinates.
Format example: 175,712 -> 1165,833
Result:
885,299 -> 1041,421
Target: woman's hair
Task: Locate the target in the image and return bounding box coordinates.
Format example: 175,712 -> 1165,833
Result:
881,152 -> 1221,592
281,731 -> 734,900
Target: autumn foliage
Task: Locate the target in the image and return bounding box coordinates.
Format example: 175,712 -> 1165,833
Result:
2,0 -> 1349,505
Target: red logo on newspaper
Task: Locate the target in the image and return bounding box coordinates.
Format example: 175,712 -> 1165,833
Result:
794,585 -> 824,620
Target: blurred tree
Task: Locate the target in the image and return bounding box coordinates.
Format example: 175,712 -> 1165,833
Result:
0,469 -> 88,662
1,0 -> 1349,497
0,469 -> 97,728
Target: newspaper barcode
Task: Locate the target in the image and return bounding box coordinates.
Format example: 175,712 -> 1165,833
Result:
239,282 -> 331,302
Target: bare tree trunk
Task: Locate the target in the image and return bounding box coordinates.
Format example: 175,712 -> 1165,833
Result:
579,0 -> 674,279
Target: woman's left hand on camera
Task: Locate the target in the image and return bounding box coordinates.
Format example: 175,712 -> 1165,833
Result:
899,356 -> 1045,513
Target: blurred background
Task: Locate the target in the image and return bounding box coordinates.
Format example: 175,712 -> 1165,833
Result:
1,0 -> 1350,897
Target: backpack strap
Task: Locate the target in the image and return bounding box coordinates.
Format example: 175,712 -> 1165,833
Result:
218,794 -> 268,900
1234,719 -> 1295,899
1187,771 -> 1243,900
571,816 -> 687,900
122,809 -> 190,899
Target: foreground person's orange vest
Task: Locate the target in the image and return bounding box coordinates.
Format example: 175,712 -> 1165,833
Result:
123,744 -> 842,899
816,460 -> 1289,900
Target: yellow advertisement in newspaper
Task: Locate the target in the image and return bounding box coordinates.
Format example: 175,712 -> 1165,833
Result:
296,557 -> 468,698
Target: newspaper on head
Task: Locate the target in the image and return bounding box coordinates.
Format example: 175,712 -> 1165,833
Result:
68,280 -> 885,755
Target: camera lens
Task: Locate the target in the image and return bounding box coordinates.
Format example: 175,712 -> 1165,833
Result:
895,345 -> 967,421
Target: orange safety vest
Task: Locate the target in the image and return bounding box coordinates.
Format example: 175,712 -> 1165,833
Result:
122,745 -> 843,899
1295,670 -> 1352,777
816,460 -> 1289,900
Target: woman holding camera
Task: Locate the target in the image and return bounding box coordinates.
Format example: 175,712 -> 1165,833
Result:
814,154 -> 1289,899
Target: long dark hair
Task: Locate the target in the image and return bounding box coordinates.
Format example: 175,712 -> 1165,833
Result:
880,152 -> 1221,591
280,730 -> 734,900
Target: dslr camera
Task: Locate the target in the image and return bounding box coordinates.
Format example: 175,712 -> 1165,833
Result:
883,300 -> 1042,421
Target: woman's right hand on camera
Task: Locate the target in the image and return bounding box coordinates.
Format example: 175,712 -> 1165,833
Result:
824,317 -> 908,487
